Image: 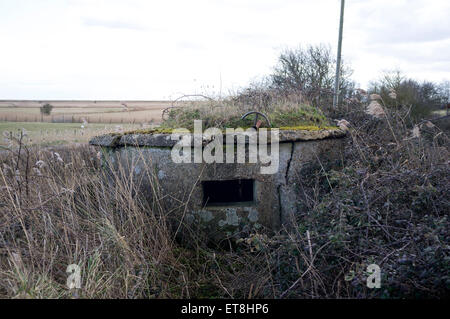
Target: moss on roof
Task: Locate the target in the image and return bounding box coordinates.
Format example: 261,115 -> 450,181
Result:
115,125 -> 340,137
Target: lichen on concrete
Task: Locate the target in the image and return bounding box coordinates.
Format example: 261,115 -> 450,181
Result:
218,209 -> 240,227
247,208 -> 259,223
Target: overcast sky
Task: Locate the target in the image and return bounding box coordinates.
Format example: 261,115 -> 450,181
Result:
0,0 -> 449,100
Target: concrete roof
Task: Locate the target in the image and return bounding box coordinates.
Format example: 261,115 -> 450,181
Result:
89,128 -> 347,148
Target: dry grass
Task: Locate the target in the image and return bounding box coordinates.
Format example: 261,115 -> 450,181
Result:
0,101 -> 448,299
0,137 -> 279,298
162,96 -> 330,130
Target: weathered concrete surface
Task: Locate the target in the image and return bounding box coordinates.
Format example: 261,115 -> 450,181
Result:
91,129 -> 346,242
89,134 -> 122,147
90,128 -> 347,148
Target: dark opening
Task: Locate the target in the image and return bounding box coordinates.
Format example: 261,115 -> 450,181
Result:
202,179 -> 255,206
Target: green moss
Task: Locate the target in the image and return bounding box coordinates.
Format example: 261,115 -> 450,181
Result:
115,125 -> 340,137
278,125 -> 339,131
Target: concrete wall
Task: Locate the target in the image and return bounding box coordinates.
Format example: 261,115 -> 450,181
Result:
99,137 -> 345,242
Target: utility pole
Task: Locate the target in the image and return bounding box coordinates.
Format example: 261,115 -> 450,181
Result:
333,0 -> 345,108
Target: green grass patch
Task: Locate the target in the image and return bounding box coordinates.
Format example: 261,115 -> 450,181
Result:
0,122 -> 141,146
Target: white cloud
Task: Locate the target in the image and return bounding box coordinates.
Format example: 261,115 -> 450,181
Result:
0,0 -> 448,99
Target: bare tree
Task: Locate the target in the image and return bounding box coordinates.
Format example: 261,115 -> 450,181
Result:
438,81 -> 450,115
271,44 -> 354,106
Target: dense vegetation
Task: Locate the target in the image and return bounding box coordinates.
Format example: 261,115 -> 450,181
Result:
0,44 -> 448,299
0,98 -> 448,298
368,71 -> 448,120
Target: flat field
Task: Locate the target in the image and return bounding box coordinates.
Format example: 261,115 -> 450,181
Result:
0,121 -> 143,146
0,100 -> 174,124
